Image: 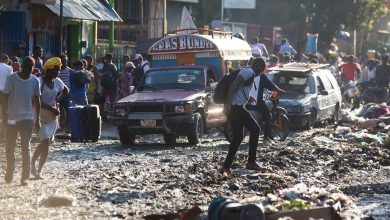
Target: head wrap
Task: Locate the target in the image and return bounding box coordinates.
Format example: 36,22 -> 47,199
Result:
43,57 -> 62,72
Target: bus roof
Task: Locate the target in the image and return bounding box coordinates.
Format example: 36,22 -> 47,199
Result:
148,30 -> 252,61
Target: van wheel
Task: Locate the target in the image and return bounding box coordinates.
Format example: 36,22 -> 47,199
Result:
118,126 -> 136,145
163,134 -> 176,145
187,113 -> 203,145
305,109 -> 316,130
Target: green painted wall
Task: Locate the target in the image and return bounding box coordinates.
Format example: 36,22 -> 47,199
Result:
69,22 -> 82,59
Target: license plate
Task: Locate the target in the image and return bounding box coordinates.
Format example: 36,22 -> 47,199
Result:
140,119 -> 156,127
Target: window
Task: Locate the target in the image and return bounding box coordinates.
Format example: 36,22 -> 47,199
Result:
319,75 -> 333,91
143,69 -> 205,91
272,72 -> 314,94
119,0 -> 149,22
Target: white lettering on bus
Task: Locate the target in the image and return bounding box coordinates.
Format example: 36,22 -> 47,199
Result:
152,36 -> 215,52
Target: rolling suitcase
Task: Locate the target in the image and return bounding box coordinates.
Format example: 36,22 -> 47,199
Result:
69,106 -> 84,142
82,105 -> 101,142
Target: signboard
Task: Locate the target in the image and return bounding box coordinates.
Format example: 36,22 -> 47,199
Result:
224,0 -> 255,9
149,35 -> 216,54
171,0 -> 199,3
30,0 -> 56,4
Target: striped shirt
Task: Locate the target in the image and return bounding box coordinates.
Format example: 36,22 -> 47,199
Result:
59,67 -> 73,88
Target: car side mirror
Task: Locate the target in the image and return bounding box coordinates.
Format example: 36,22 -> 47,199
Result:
320,90 -> 329,95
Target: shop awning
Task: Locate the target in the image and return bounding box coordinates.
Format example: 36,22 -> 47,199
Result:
45,0 -> 122,22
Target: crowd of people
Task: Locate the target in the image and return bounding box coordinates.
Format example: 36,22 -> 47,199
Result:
0,47 -> 150,185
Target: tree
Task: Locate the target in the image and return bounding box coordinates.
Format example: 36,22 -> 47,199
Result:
301,0 -> 388,51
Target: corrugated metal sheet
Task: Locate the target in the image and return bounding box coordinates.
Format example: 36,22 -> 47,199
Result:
0,11 -> 27,55
45,0 -> 122,22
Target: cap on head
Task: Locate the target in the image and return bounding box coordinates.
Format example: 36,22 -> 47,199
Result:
125,61 -> 136,69
43,57 -> 62,72
133,54 -> 143,60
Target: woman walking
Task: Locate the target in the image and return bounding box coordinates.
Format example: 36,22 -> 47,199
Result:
31,57 -> 69,178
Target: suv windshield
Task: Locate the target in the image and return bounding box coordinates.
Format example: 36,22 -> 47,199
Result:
141,69 -> 205,91
272,71 -> 315,94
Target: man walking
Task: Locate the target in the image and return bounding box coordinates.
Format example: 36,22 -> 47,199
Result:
221,58 -> 267,174
0,54 -> 13,140
2,56 -> 41,186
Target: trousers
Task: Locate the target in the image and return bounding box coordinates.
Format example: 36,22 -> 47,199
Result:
6,120 -> 34,180
223,105 -> 260,168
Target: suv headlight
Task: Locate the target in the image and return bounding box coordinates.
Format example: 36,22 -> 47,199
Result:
114,105 -> 127,117
287,105 -> 302,113
174,102 -> 196,113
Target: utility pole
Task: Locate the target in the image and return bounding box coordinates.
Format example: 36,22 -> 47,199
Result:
60,0 -> 63,54
221,0 -> 224,21
109,0 -> 115,53
140,0 -> 144,40
163,0 -> 167,36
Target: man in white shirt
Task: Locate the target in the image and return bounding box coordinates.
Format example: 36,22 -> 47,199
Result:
0,54 -> 13,92
0,54 -> 13,120
251,37 -> 269,58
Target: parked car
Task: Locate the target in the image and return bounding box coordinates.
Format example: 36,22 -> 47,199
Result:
109,66 -> 225,145
267,63 -> 342,129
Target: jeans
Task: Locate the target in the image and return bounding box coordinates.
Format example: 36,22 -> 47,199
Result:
223,105 -> 260,169
6,120 -> 34,181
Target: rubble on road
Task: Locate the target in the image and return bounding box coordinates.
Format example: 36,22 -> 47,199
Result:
0,113 -> 389,219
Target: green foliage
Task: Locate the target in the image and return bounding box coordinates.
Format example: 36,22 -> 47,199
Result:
282,198 -> 311,210
299,0 -> 388,50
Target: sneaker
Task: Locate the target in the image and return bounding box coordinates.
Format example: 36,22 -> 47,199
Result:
246,162 -> 266,172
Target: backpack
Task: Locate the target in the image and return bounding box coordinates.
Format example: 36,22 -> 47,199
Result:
213,68 -> 256,104
101,64 -> 118,90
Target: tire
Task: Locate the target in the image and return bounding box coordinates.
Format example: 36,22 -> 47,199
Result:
305,109 -> 316,130
224,120 -> 248,144
163,134 -> 176,145
187,113 -> 204,145
272,114 -> 289,141
331,104 -> 340,124
118,126 -> 136,145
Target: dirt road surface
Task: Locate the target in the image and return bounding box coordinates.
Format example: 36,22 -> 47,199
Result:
0,123 -> 389,219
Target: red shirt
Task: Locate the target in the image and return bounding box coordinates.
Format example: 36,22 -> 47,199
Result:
340,62 -> 360,81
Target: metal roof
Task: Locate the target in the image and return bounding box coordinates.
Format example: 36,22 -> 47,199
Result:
268,63 -> 329,73
46,0 -> 122,22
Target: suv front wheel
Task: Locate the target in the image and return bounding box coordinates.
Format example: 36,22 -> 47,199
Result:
118,126 -> 136,145
187,113 -> 204,145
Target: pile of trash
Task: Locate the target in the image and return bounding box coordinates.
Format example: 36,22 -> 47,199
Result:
337,103 -> 390,148
144,183 -> 354,220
